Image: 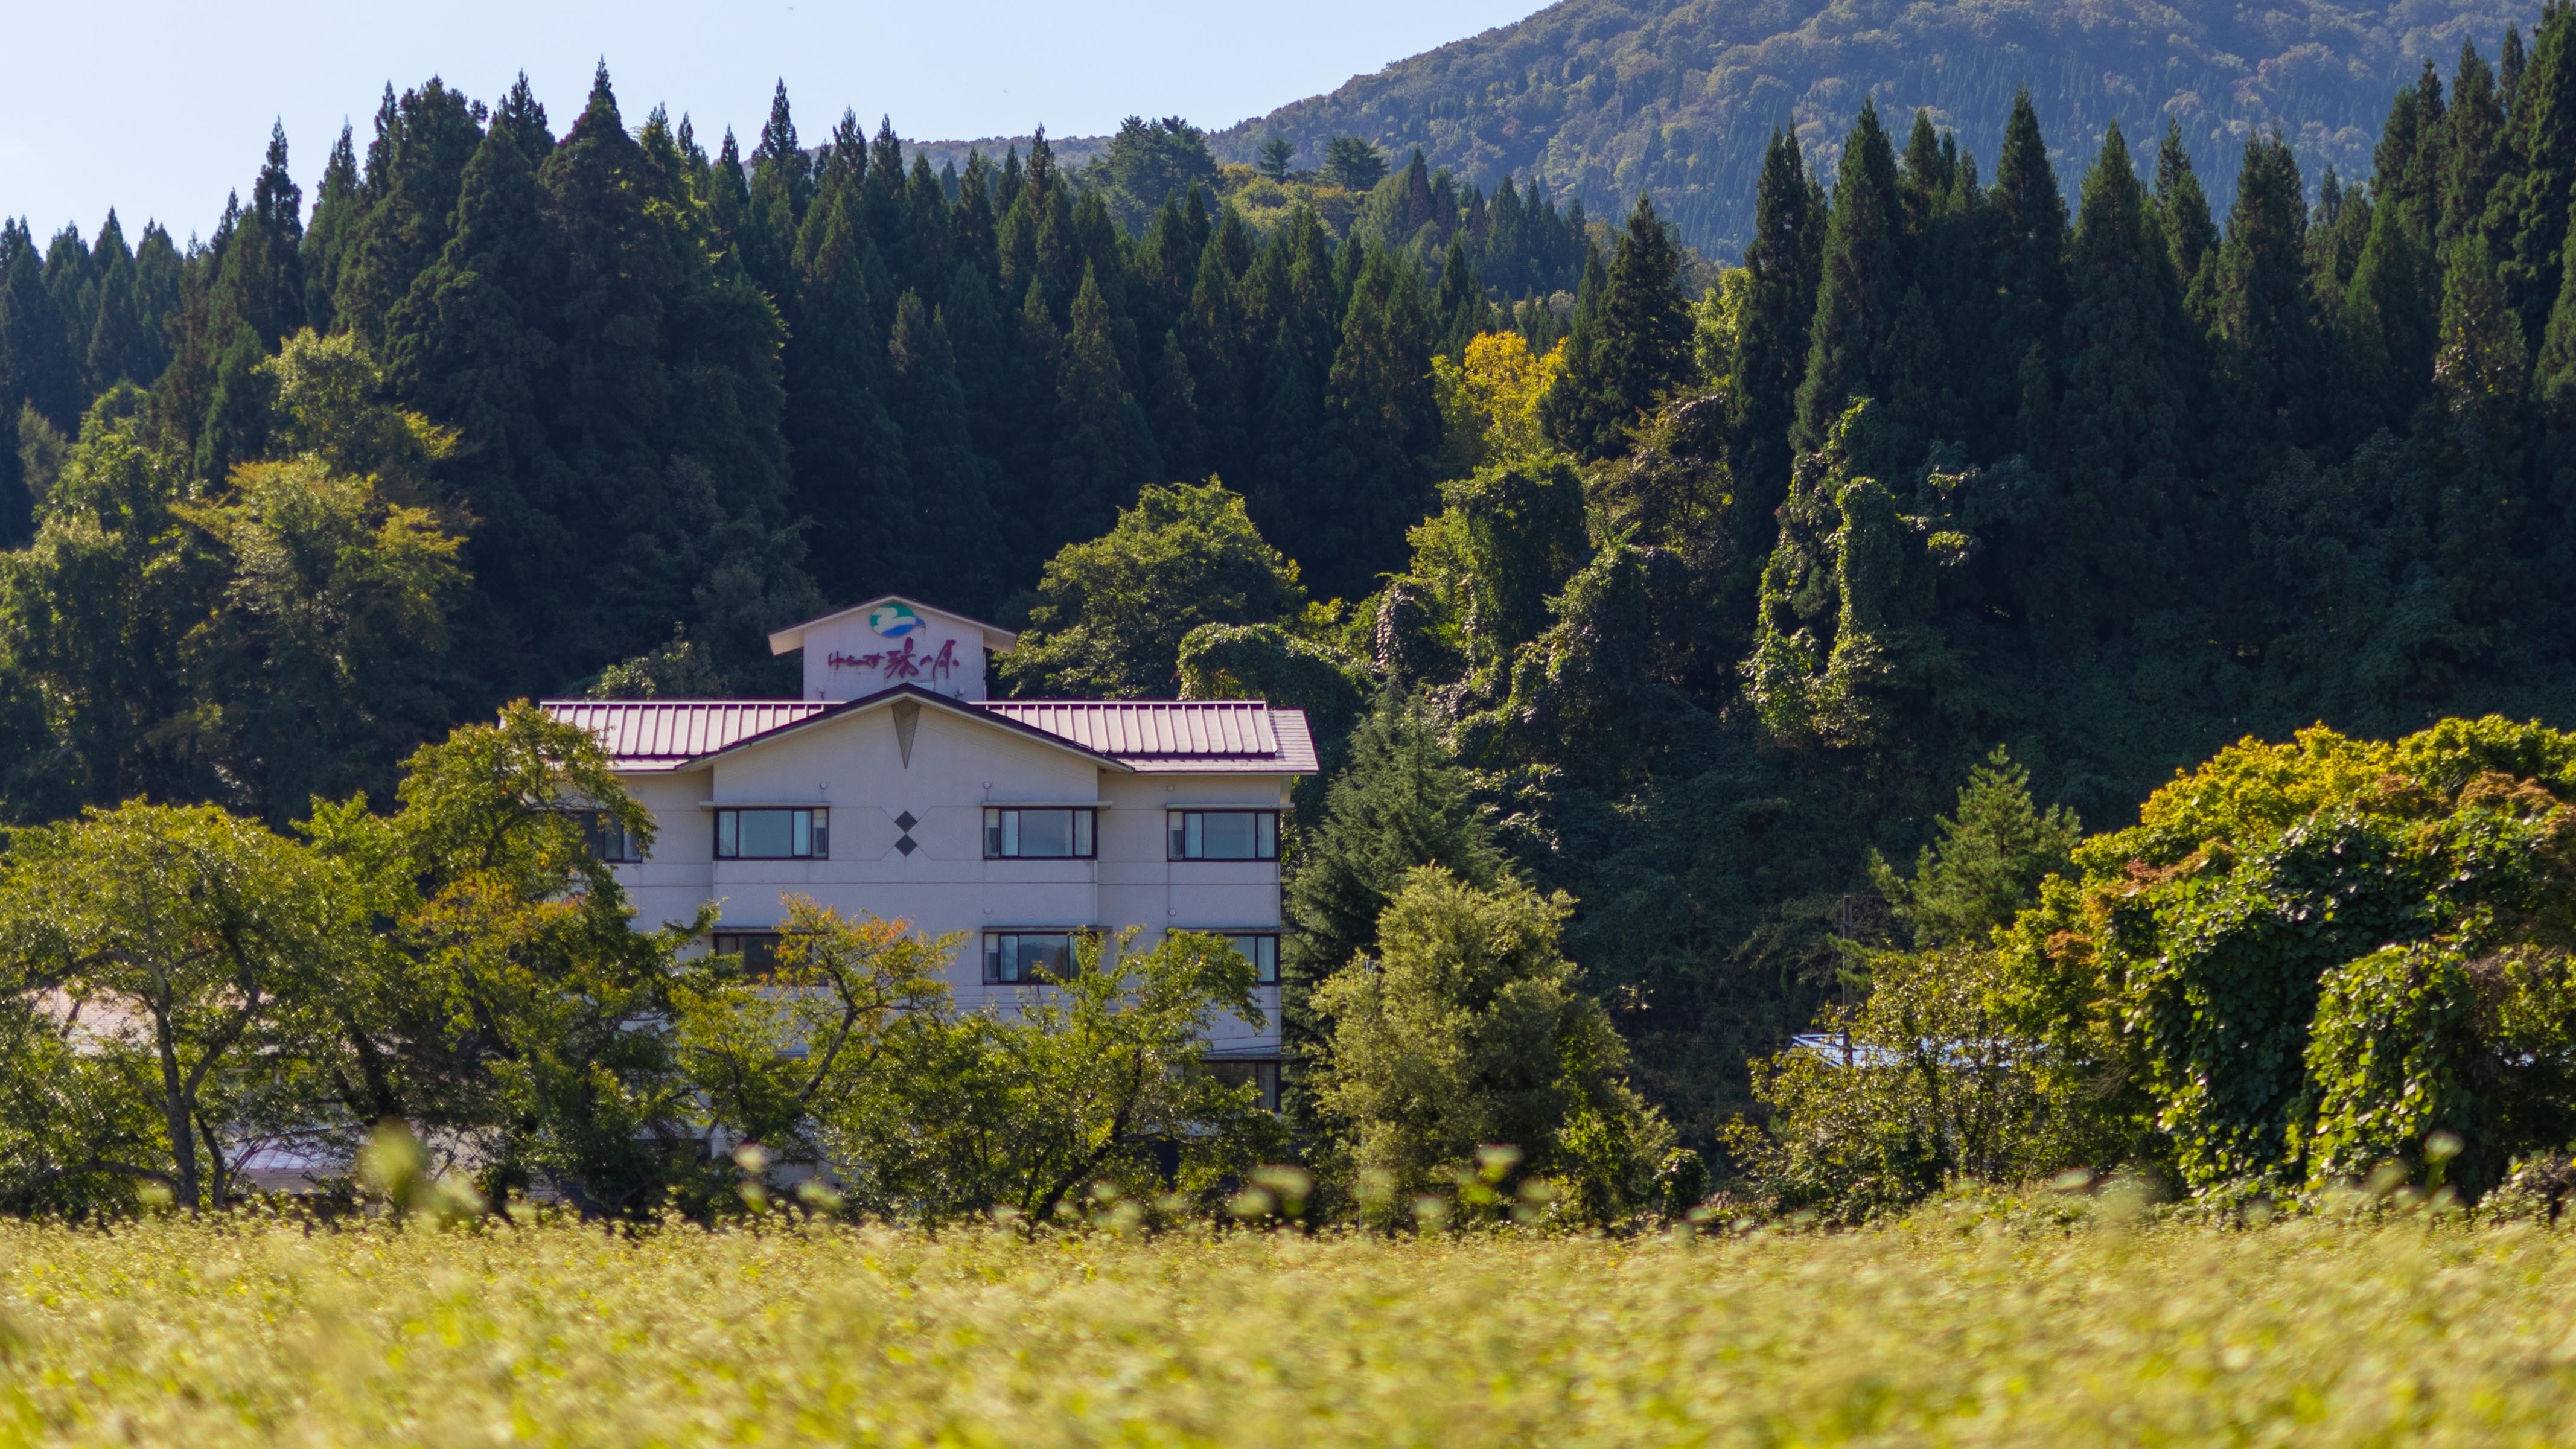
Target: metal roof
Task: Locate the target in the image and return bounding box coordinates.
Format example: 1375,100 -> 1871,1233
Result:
541,692 -> 1316,775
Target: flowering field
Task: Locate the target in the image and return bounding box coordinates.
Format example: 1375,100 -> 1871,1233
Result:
5,1202 -> 2576,1446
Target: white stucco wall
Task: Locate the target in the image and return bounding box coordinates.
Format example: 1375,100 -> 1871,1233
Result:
610,698 -> 1287,1054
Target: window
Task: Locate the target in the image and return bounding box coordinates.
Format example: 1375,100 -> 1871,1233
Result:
983,807 -> 1095,859
710,931 -> 783,978
1207,1059 -> 1281,1111
577,810 -> 642,864
716,807 -> 827,860
985,931 -> 1076,984
1169,810 -> 1278,861
1220,932 -> 1280,985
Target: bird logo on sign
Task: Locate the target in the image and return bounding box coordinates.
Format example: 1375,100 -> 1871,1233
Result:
869,603 -> 920,639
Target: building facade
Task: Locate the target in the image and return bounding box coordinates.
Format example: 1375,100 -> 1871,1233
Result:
542,596 -> 1315,1094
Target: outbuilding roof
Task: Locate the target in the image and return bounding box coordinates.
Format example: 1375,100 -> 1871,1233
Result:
541,687 -> 1318,775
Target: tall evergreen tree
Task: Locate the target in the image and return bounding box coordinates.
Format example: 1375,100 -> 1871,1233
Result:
302,124 -> 361,334
2216,135 -> 2318,448
2496,8 -> 2576,343
888,290 -> 1003,610
1548,193 -> 1696,457
1309,247 -> 1439,599
1729,127 -> 1824,552
1794,101 -> 1905,459
2154,122 -> 2221,322
336,81 -> 483,346
0,223 -> 81,432
1987,90 -> 2069,459
2048,121 -> 2194,633
1047,264 -> 1159,549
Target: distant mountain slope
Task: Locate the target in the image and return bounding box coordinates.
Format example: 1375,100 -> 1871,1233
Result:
1202,0 -> 2539,256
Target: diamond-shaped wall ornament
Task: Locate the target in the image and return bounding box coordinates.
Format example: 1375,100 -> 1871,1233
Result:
895,835 -> 918,856
894,810 -> 919,832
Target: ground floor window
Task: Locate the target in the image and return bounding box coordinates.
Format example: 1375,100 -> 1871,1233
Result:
1206,1059 -> 1281,1111
985,931 -> 1076,984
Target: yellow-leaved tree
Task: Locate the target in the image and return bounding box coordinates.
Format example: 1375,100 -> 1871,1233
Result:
1432,332 -> 1564,475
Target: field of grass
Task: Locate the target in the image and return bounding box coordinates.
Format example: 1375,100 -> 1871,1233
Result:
6,1197 -> 2576,1445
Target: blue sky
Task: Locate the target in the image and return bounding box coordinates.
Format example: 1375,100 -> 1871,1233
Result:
1,0 -> 1543,243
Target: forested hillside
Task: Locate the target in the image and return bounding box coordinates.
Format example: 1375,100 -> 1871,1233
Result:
8,8 -> 2576,1156
1205,0 -> 2541,254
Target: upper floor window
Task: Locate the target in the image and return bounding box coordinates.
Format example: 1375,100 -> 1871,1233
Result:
1169,810 -> 1278,861
1220,932 -> 1280,985
984,807 -> 1095,859
576,810 -> 642,864
985,931 -> 1076,984
716,807 -> 827,860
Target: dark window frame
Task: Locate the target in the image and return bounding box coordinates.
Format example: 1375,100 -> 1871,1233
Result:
575,809 -> 643,864
1219,932 -> 1280,985
715,807 -> 829,861
710,930 -> 785,978
1206,1059 -> 1281,1111
1168,809 -> 1280,861
983,930 -> 1081,984
981,807 -> 1098,860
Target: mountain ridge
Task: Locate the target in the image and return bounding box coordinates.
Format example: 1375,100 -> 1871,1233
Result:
923,0 -> 2541,256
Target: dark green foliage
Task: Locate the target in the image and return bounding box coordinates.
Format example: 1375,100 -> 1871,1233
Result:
1869,746 -> 2077,947
1256,135 -> 1295,179
1545,193 -> 1696,456
1794,103 -> 1904,458
1001,480 -> 1301,699
1320,136 -> 1387,191
1281,697 -> 1510,1046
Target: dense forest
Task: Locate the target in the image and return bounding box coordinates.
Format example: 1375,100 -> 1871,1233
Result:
10,5 -> 2576,1165
1202,0 -> 2541,255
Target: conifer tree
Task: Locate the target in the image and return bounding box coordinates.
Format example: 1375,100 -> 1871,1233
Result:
336,81 -> 483,346
385,110 -> 567,666
784,177 -> 911,600
1593,193 -> 1697,443
1179,238 -> 1249,482
301,124 -> 360,335
2050,121 -> 2193,632
1280,697 -> 1510,1053
888,290 -> 1003,610
84,214 -> 148,392
1729,127 -> 1823,548
1310,247 -> 1439,598
1870,746 -> 2079,947
2496,8 -> 2576,342
2216,135 -> 2319,447
1795,101 -> 1904,457
1147,328 -> 1204,480
0,224 -> 81,432
1048,264 -> 1159,548
2342,194 -> 2439,434
1987,91 -> 2069,458
2154,122 -> 2221,321
2442,41 -> 2510,249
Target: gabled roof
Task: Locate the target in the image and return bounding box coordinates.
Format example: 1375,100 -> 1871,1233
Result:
983,700 -> 1317,774
544,700 -> 826,771
541,686 -> 1317,775
764,594 -> 1019,658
